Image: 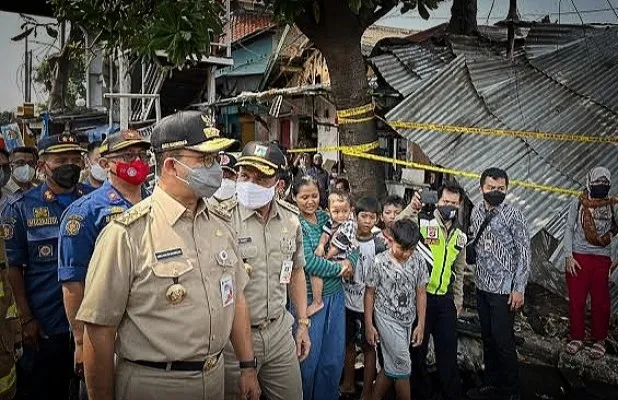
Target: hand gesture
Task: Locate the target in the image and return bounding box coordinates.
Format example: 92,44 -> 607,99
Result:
366,325 -> 379,347
508,291 -> 525,311
411,325 -> 424,347
239,369 -> 261,400
565,256 -> 582,276
314,246 -> 325,257
295,326 -> 311,362
22,319 -> 42,351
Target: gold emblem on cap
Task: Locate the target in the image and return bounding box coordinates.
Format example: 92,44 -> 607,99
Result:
201,114 -> 220,139
281,227 -> 288,234
215,229 -> 223,237
166,283 -> 187,304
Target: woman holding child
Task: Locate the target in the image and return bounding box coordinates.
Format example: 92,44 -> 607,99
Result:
292,176 -> 358,400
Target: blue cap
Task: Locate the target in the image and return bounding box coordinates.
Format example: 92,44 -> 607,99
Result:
37,133 -> 84,155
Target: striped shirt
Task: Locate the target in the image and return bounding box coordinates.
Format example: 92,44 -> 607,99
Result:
300,210 -> 359,297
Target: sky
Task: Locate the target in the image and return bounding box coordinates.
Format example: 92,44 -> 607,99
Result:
1,0 -> 617,111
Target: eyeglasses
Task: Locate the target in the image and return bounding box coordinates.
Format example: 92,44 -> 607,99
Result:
12,160 -> 36,168
108,151 -> 151,163
175,153 -> 217,168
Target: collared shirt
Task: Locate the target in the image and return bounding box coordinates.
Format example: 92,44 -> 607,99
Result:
229,200 -> 305,325
470,202 -> 531,294
58,180 -> 146,283
366,250 -> 429,324
77,186 -> 248,362
3,182 -> 92,335
4,178 -> 23,196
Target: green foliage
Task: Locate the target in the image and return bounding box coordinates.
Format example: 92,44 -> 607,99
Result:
265,0 -> 441,24
33,51 -> 87,110
50,0 -> 224,67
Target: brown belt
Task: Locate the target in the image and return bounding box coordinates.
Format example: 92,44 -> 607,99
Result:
126,349 -> 223,372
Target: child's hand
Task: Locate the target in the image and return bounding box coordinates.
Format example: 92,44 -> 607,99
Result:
411,325 -> 424,347
314,245 -> 325,257
366,325 -> 379,347
342,266 -> 354,279
338,260 -> 352,277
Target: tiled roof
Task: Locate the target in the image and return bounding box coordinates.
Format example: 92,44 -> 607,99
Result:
230,12 -> 275,43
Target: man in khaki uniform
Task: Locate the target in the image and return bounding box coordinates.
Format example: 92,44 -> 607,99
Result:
77,111 -> 261,400
222,142 -> 311,400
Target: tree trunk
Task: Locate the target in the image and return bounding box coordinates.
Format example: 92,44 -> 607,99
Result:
48,26 -> 80,112
295,0 -> 387,200
448,0 -> 478,35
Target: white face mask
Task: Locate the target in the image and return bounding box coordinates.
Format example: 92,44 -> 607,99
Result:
212,178 -> 236,200
90,162 -> 108,182
236,181 -> 276,210
12,165 -> 36,184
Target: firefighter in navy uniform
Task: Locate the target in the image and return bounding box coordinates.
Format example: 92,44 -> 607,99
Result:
412,182 -> 467,400
3,133 -> 92,400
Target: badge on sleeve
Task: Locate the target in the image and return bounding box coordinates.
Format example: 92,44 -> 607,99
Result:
220,275 -> 234,307
65,219 -> 81,236
279,260 -> 293,284
456,233 -> 467,248
1,224 -> 13,240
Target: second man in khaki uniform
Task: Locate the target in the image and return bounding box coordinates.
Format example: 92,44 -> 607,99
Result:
222,142 -> 311,400
77,111 -> 260,400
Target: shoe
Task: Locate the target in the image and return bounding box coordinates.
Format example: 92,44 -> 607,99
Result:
467,385 -> 500,399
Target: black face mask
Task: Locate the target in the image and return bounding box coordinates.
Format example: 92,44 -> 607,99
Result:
51,164 -> 81,189
437,205 -> 458,221
483,190 -> 506,207
589,184 -> 610,199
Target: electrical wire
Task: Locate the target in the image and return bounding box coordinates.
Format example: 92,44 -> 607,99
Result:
486,0 -> 496,26
606,0 -> 618,20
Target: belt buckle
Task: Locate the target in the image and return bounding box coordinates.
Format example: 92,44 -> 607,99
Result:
203,355 -> 217,372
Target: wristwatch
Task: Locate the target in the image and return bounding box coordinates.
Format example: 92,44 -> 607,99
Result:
239,357 -> 258,369
297,318 -> 311,328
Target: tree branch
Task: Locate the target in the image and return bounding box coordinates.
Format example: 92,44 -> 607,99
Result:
368,2 -> 398,26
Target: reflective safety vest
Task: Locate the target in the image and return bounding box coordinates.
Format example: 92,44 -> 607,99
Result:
418,219 -> 467,296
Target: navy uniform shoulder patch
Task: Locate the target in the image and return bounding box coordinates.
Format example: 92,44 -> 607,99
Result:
64,215 -> 84,236
113,200 -> 152,227
276,199 -> 299,215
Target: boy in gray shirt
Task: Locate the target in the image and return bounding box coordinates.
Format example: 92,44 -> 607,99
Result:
365,219 -> 428,400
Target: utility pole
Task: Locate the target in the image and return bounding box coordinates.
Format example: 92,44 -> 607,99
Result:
24,37 -> 32,102
506,0 -> 518,60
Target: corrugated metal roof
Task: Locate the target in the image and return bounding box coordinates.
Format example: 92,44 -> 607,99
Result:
383,25 -> 618,313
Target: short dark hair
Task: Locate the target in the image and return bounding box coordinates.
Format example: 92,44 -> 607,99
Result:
355,197 -> 380,216
389,219 -> 421,250
334,178 -> 350,193
382,195 -> 406,210
328,189 -> 351,208
480,167 -> 509,187
438,181 -> 465,202
10,146 -> 38,160
87,141 -> 103,154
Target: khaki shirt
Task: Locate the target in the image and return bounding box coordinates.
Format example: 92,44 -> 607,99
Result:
77,186 -> 248,362
226,199 -> 305,326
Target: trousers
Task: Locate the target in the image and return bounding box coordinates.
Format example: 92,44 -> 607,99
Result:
224,312 -> 302,400
477,289 -> 519,396
411,293 -> 462,400
566,253 -> 611,341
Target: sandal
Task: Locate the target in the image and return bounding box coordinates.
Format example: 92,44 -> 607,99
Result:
565,340 -> 584,355
589,342 -> 606,360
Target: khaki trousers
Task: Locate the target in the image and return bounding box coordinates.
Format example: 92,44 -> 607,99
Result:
224,312 -> 302,400
115,356 -> 224,400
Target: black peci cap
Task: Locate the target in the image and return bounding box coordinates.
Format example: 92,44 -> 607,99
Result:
100,130 -> 150,156
236,141 -> 287,177
37,133 -> 84,155
217,152 -> 238,173
150,111 -> 237,154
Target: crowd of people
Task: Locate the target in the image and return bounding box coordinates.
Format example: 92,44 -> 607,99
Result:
0,109 -> 614,400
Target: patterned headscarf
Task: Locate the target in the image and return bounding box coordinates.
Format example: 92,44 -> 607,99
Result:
586,166 -> 611,192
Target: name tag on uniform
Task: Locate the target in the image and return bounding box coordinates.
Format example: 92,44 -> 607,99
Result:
155,248 -> 183,261
280,260 -> 293,284
220,275 -> 234,307
238,237 -> 252,245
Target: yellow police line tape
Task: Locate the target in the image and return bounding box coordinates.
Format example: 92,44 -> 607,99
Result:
287,141 -> 380,154
388,121 -> 618,144
287,142 -> 581,196
338,115 -> 375,125
336,103 -> 374,119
